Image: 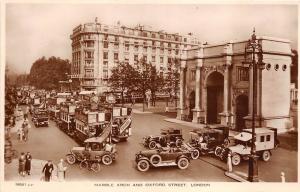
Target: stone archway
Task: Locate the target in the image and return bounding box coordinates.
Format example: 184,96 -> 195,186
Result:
188,91 -> 195,121
235,94 -> 249,131
206,71 -> 224,124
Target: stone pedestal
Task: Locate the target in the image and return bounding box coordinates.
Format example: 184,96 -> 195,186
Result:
192,108 -> 205,123
219,112 -> 232,126
177,108 -> 186,120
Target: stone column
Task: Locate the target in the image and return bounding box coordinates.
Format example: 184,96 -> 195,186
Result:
177,65 -> 187,120
177,49 -> 188,120
192,47 -> 204,123
220,43 -> 232,126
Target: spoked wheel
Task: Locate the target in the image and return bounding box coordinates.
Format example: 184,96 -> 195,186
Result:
191,149 -> 200,160
177,157 -> 189,170
261,150 -> 271,162
79,160 -> 88,169
66,154 -> 76,165
148,141 -> 157,150
91,162 -> 101,172
102,155 -> 113,165
231,153 -> 241,166
137,159 -> 150,172
214,146 -> 222,157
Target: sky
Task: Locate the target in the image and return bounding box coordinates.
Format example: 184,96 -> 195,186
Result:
5,3 -> 298,74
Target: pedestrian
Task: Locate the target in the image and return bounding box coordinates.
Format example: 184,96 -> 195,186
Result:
57,159 -> 67,182
24,105 -> 29,120
25,152 -> 32,175
18,152 -> 26,177
17,126 -> 23,141
42,160 -> 54,182
23,120 -> 30,142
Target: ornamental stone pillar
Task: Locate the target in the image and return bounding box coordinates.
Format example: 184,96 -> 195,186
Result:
220,42 -> 233,126
177,49 -> 187,120
192,46 -> 204,123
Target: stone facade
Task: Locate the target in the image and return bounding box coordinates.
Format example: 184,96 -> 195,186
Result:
177,36 -> 293,132
70,20 -> 200,93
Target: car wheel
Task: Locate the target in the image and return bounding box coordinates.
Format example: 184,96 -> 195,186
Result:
102,155 -> 113,165
148,141 -> 157,150
175,139 -> 183,147
177,157 -> 189,170
214,146 -> 222,157
150,154 -> 162,165
137,159 -> 150,172
91,162 -> 101,172
231,153 -> 241,166
261,150 -> 271,162
79,160 -> 88,169
66,154 -> 76,165
191,149 -> 200,159
224,138 -> 230,147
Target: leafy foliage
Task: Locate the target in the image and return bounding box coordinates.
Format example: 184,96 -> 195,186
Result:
28,56 -> 71,90
163,58 -> 180,105
109,62 -> 139,103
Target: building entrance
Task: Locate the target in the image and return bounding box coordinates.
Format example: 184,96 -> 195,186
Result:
188,91 -> 195,121
206,72 -> 224,124
235,95 -> 248,131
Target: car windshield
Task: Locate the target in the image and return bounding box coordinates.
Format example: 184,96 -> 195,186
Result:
234,139 -> 252,147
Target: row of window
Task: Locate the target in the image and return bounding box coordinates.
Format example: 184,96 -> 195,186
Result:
103,42 -> 181,55
102,32 -> 183,42
61,112 -> 69,122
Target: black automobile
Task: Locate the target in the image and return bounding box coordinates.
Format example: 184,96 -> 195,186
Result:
32,110 -> 49,127
135,146 -> 192,172
187,126 -> 230,157
143,128 -> 183,149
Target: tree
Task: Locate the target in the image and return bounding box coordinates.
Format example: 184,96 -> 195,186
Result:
135,58 -> 164,108
164,58 -> 180,107
148,64 -> 164,106
109,62 -> 139,105
28,56 -> 71,90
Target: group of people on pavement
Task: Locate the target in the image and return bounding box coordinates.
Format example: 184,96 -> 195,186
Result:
17,119 -> 30,142
18,153 -> 68,182
18,152 -> 32,176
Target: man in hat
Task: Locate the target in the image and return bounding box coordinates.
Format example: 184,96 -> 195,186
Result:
42,160 -> 54,182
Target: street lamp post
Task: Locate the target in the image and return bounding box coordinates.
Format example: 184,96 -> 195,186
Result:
243,29 -> 264,182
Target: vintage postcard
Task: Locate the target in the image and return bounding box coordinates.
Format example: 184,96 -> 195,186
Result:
1,1 -> 299,192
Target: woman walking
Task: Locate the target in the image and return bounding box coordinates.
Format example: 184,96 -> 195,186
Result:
18,152 -> 26,176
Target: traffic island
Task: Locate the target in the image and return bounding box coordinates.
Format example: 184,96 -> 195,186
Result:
4,159 -> 59,182
224,171 -> 264,182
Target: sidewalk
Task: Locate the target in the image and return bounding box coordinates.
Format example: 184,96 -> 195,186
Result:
5,159 -> 59,182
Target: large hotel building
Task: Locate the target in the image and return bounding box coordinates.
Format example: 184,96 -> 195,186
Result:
70,19 -> 200,93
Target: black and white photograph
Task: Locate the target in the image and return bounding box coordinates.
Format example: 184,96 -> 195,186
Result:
1,1 -> 299,192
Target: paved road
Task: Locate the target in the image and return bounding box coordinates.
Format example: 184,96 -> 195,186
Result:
5,107 -> 297,182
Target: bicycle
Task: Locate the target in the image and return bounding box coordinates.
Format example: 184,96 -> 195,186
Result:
79,158 -> 101,172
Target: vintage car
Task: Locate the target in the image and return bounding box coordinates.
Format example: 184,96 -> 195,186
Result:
186,126 -> 230,158
228,127 -> 279,166
66,124 -> 117,166
143,128 -> 183,149
135,146 -> 192,172
32,110 -> 49,127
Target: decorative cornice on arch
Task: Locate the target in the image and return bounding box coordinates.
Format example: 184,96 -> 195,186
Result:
203,66 -> 225,87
